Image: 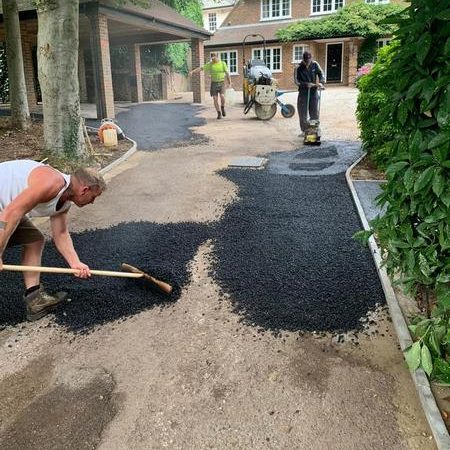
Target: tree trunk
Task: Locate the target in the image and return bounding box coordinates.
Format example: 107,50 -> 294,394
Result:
37,0 -> 85,158
2,0 -> 30,129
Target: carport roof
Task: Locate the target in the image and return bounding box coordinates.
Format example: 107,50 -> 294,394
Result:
0,0 -> 211,40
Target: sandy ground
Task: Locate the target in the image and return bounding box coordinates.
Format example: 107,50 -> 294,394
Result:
0,87 -> 437,450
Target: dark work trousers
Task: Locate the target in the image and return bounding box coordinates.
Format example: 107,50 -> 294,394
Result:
297,89 -> 319,132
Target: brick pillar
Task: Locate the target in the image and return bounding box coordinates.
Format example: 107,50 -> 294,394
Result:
78,48 -> 88,103
191,38 -> 205,104
128,43 -> 143,103
89,9 -> 115,118
348,40 -> 359,87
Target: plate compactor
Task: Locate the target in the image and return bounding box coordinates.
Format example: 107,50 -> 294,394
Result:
242,34 -> 295,121
303,85 -> 324,146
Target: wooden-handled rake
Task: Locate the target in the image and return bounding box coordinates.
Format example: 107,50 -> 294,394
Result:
2,263 -> 173,295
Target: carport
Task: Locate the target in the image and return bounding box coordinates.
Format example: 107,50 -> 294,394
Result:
0,0 -> 210,119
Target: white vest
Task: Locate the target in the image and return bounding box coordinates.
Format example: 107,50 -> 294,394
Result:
0,160 -> 72,217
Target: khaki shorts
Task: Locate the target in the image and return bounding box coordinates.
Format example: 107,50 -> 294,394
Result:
7,217 -> 44,247
210,81 -> 224,97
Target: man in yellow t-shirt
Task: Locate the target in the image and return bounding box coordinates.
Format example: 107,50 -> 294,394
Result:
190,53 -> 232,119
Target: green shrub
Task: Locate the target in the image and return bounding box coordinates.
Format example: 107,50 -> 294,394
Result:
364,0 -> 450,380
356,43 -> 399,167
277,1 -> 405,42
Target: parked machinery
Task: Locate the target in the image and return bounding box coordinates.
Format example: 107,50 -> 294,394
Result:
242,34 -> 295,121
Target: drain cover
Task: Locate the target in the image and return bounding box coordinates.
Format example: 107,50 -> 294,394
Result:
289,161 -> 334,171
294,146 -> 338,160
229,157 -> 267,168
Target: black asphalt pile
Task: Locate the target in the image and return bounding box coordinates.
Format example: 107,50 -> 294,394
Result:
211,169 -> 385,333
87,103 -> 207,151
0,221 -> 209,332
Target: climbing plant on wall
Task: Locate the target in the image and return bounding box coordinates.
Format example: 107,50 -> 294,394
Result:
163,0 -> 203,74
277,1 -> 405,68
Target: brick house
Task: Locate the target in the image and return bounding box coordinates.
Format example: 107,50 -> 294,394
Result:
0,0 -> 210,119
205,0 -> 400,91
202,0 -> 236,32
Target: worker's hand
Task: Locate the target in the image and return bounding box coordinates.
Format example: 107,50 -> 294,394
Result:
317,83 -> 324,89
306,82 -> 315,88
0,257 -> 3,272
71,261 -> 91,279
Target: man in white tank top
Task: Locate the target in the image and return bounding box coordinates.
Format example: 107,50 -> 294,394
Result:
0,160 -> 106,321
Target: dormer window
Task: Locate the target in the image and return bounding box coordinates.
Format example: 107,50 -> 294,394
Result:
311,0 -> 344,15
261,0 -> 291,20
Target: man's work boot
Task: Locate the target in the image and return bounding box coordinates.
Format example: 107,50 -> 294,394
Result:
221,106 -> 226,117
217,110 -> 222,119
24,285 -> 68,321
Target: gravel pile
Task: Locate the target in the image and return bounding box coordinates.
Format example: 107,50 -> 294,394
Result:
0,221 -> 209,332
211,169 -> 385,333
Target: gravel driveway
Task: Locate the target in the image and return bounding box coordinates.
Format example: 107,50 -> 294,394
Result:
0,88 -> 436,450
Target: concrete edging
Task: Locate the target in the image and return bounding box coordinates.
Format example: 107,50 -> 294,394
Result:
99,137 -> 138,176
345,152 -> 450,450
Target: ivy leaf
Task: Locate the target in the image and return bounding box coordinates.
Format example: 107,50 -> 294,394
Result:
414,166 -> 435,192
432,171 -> 445,197
437,274 -> 450,283
386,161 -> 409,178
436,10 -> 450,20
353,229 -> 372,246
437,289 -> 450,310
406,79 -> 425,100
428,133 -> 450,150
397,102 -> 409,126
445,37 -> 450,57
429,331 -> 442,357
416,33 -> 432,64
404,341 -> 422,371
421,344 -> 433,376
421,78 -> 435,104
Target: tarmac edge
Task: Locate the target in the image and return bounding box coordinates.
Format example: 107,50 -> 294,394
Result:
345,152 -> 450,450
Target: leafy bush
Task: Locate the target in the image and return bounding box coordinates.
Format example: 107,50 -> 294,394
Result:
163,0 -> 203,74
364,0 -> 450,380
356,44 -> 398,167
277,1 -> 405,42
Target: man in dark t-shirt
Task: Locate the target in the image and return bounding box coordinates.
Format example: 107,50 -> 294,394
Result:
295,51 -> 325,136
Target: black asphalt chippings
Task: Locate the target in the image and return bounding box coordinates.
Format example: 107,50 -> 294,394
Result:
211,169 -> 385,333
87,103 -> 208,151
0,222 -> 209,332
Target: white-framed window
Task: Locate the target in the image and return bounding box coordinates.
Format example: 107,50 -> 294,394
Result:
311,0 -> 344,14
376,38 -> 391,48
252,47 -> 282,72
261,0 -> 291,20
366,0 -> 389,4
208,13 -> 217,32
292,45 -> 309,63
211,50 -> 238,75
